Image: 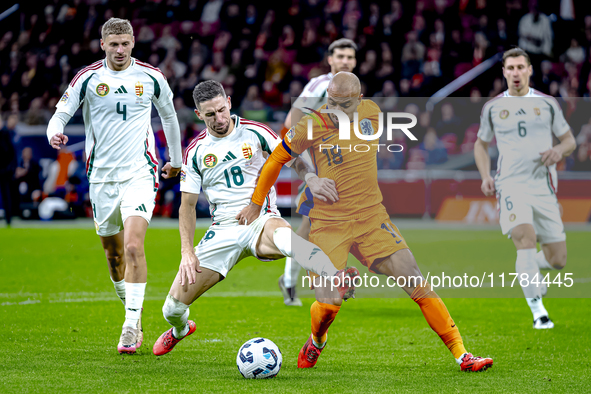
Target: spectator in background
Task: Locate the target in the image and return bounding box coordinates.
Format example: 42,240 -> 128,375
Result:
561,38 -> 585,65
518,0 -> 553,66
14,146 -> 42,204
0,115 -> 18,225
419,127 -> 448,166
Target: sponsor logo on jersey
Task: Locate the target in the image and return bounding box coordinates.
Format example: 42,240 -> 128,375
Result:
203,153 -> 218,168
509,213 -> 516,222
59,92 -> 69,103
222,151 -> 237,162
114,85 -> 128,94
96,83 -> 109,96
515,108 -> 526,116
534,107 -> 541,116
359,118 -> 374,135
286,126 -> 296,142
242,143 -> 253,160
180,170 -> 186,182
499,109 -> 509,119
135,82 -> 144,97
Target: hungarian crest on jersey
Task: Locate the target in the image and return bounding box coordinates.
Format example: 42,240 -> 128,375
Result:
96,83 -> 109,96
203,153 -> 218,168
242,143 -> 253,160
135,81 -> 144,97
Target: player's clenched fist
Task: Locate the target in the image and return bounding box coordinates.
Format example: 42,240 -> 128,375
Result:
49,133 -> 69,150
162,162 -> 181,179
480,176 -> 495,197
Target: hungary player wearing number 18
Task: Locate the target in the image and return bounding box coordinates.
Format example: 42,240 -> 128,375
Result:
152,81 -> 358,357
46,18 -> 183,353
474,48 -> 577,329
237,72 -> 493,372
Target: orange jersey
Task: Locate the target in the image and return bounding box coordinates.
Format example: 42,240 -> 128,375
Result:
252,99 -> 383,221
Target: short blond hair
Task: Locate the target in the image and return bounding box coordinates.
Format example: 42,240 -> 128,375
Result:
101,18 -> 133,39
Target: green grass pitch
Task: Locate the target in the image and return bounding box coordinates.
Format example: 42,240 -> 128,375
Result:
1,227 -> 590,393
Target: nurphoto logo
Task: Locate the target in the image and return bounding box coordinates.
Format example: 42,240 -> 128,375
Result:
305,108 -> 418,153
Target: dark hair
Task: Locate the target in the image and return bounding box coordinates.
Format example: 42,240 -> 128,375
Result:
502,47 -> 531,66
192,80 -> 226,109
328,38 -> 358,56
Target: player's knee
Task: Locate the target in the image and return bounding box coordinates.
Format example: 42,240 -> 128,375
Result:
105,252 -> 123,268
550,252 -> 567,270
124,239 -> 145,260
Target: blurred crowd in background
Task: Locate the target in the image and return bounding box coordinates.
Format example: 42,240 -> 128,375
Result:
2,0 -> 591,223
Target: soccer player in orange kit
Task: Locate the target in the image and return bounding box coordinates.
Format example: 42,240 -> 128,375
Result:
236,72 -> 493,372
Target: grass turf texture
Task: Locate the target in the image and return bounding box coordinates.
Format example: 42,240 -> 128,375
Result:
1,228 -> 590,393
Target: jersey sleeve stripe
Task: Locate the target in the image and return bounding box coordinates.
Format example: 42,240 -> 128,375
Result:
532,89 -> 562,109
480,93 -> 504,117
183,130 -> 207,164
136,60 -> 166,78
70,61 -> 103,86
241,120 -> 278,139
307,75 -> 330,93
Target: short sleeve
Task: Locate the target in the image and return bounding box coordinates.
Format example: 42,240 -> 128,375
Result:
151,73 -> 175,116
55,75 -> 86,116
180,145 -> 202,194
290,117 -> 314,156
477,102 -> 495,142
549,99 -> 570,138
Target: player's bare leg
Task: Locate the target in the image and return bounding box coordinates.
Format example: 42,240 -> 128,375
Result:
100,232 -> 126,306
373,249 -> 493,371
511,223 -> 553,328
116,216 -> 149,354
154,266 -> 223,355
280,218 -> 311,306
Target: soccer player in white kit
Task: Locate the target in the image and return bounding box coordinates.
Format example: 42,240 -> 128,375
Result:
46,18 -> 183,353
474,48 -> 576,329
279,38 -> 358,306
152,81 -> 359,356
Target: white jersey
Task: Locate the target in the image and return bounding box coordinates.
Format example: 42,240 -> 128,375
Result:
292,72 -> 333,112
477,88 -> 570,195
181,116 -> 281,225
55,58 -> 181,185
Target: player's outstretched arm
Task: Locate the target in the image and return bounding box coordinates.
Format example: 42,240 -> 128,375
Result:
46,112 -> 72,150
540,130 -> 577,167
474,137 -> 495,196
178,192 -> 201,285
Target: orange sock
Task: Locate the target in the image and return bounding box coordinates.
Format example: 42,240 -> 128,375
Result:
310,301 -> 340,344
411,282 -> 467,359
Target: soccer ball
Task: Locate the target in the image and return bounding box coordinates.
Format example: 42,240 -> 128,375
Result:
236,337 -> 282,379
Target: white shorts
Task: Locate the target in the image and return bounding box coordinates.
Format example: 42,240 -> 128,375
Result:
89,174 -> 158,237
194,213 -> 284,278
497,190 -> 566,244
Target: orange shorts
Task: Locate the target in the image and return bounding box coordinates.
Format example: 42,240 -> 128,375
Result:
308,205 -> 409,275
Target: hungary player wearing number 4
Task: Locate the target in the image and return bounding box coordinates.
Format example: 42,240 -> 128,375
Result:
475,48 -> 576,329
46,18 -> 183,353
152,81 -> 358,357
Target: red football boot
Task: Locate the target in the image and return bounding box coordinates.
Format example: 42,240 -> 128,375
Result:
297,334 -> 326,368
334,267 -> 360,300
460,353 -> 494,372
153,321 -> 196,356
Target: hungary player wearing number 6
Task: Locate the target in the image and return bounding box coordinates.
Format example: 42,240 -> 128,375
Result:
152,80 -> 359,357
474,48 -> 577,329
46,18 -> 183,353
